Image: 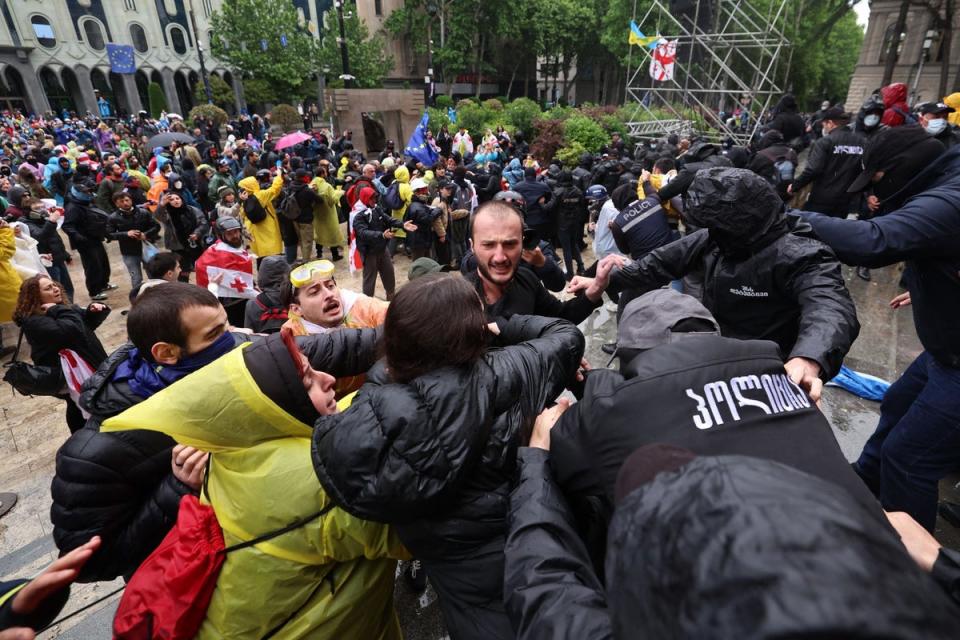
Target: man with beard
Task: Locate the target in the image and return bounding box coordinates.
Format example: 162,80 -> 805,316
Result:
195,217 -> 256,327
796,126 -> 958,532
568,168 -> 859,403
464,200 -> 610,323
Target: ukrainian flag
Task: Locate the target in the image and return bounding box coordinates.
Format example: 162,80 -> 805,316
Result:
629,21 -> 659,49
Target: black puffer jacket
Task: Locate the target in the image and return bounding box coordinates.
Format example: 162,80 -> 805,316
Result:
19,213 -> 69,263
21,304 -> 109,370
53,329 -> 379,582
612,168 -> 859,379
312,315 -> 584,640
791,125 -> 866,213
504,453 -> 960,640
106,205 -> 161,256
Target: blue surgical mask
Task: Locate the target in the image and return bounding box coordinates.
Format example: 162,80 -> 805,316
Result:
925,118 -> 948,136
864,114 -> 880,128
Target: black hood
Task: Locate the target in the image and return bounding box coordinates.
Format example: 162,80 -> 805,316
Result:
773,93 -> 798,114
606,455 -> 960,639
256,254 -> 291,292
242,333 -> 318,426
685,167 -> 784,253
685,141 -> 719,162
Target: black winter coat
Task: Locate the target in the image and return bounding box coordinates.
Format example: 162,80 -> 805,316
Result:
403,200 -> 440,250
513,177 -> 554,228
798,145 -> 960,367
291,182 -> 322,224
792,126 -> 866,214
464,267 -> 600,324
312,315 -> 584,640
106,206 -> 161,256
552,184 -> 587,232
52,329 -> 380,582
63,199 -> 109,248
20,304 -> 109,371
353,204 -> 403,255
657,142 -> 731,203
504,452 -> 960,640
610,217 -> 859,379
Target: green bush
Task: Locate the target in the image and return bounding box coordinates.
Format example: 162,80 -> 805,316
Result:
599,114 -> 630,139
544,104 -> 575,121
456,98 -> 479,108
456,102 -> 492,137
426,106 -> 450,133
434,95 -> 454,109
504,98 -> 541,135
270,104 -> 301,132
556,142 -> 588,167
189,104 -> 229,128
482,98 -> 504,112
564,115 -> 610,154
147,82 -> 168,119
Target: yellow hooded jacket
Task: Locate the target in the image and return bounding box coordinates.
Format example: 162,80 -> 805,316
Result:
238,175 -> 284,257
309,176 -> 345,248
102,346 -> 408,640
389,165 -> 413,238
945,93 -> 960,127
0,227 -> 22,323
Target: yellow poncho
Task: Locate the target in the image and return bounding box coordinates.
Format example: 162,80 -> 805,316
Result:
238,175 -> 284,257
102,346 -> 408,639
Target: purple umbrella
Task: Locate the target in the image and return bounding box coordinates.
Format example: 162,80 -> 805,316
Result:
274,131 -> 312,150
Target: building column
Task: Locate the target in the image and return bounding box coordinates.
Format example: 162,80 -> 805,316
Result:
118,73 -> 142,114
74,68 -> 100,115
14,62 -> 50,114
160,68 -> 183,114
231,74 -> 246,114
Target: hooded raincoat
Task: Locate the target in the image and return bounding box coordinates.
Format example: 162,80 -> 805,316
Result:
388,166 -> 413,239
102,336 -> 408,640
309,176 -> 345,247
0,226 -> 21,323
238,175 -> 284,257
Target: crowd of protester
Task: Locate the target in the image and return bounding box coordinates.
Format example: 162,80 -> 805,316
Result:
0,81 -> 959,639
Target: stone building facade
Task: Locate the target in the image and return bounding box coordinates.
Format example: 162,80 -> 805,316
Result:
846,0 -> 960,109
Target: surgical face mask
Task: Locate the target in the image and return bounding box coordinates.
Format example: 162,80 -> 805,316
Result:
864,114 -> 880,128
924,118 -> 948,136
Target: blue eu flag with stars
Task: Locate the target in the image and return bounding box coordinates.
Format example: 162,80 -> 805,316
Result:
404,112 -> 438,167
107,43 -> 136,74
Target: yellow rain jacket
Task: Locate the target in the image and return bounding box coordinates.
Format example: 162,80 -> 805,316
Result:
102,346 -> 408,640
945,93 -> 960,127
238,175 -> 284,257
389,165 -> 413,238
638,170 -> 680,221
0,227 -> 22,323
309,177 -> 345,248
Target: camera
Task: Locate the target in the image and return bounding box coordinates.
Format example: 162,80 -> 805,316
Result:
522,226 -> 540,251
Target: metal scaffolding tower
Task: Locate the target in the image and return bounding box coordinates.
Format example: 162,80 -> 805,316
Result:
624,0 -> 792,146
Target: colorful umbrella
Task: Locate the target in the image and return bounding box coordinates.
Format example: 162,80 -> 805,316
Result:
275,131 -> 312,150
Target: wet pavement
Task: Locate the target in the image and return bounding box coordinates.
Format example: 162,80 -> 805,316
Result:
1,240 -> 958,638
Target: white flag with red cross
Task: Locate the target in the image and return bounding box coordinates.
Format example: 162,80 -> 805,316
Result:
204,266 -> 259,299
649,39 -> 677,82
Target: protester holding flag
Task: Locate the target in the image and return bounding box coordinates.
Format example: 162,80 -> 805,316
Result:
352,187 -> 416,299
194,217 -> 257,327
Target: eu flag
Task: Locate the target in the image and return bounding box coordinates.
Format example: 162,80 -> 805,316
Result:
107,43 -> 135,74
404,112 -> 438,166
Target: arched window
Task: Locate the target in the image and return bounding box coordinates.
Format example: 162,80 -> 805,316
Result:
30,16 -> 56,48
82,19 -> 105,51
170,26 -> 188,54
879,23 -> 905,65
130,23 -> 148,52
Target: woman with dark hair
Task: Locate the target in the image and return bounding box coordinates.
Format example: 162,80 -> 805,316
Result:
154,190 -> 205,280
311,273 -> 585,640
13,274 -> 110,432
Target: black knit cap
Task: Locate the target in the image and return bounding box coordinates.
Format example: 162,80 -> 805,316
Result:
241,333 -> 319,426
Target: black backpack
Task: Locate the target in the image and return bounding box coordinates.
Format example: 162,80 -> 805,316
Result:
242,195 -> 267,223
82,206 -> 111,240
383,182 -> 404,211
278,186 -> 302,221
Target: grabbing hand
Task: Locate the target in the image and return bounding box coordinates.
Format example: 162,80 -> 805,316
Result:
521,246 -> 546,268
8,535 -> 101,629
784,357 -> 822,405
867,195 -> 880,212
171,445 -> 208,491
890,291 -> 911,309
88,303 -> 106,313
39,303 -> 56,313
126,230 -> 144,240
383,229 -> 395,240
575,357 -> 592,383
402,220 -> 418,232
529,398 -> 572,451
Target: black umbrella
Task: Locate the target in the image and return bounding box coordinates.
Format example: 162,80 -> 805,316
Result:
146,131 -> 196,148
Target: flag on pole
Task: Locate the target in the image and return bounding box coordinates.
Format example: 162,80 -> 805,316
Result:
347,208 -> 363,274
404,112 -> 439,166
629,21 -> 659,49
106,43 -> 136,74
650,39 -> 678,82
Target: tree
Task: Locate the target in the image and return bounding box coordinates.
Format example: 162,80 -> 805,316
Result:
316,10 -> 393,88
188,104 -> 229,128
882,1 -> 912,86
270,104 -> 301,132
193,75 -> 235,111
242,77 -> 274,107
147,82 -> 167,119
210,0 -> 321,102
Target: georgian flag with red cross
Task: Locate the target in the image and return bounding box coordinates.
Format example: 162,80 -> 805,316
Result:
194,241 -> 258,300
